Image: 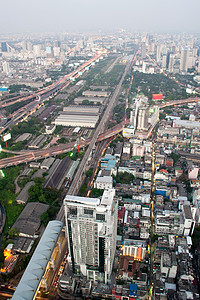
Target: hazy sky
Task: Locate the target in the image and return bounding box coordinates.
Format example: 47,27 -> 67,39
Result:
1,0 -> 200,34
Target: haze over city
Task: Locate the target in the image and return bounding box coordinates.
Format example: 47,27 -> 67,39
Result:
1,0 -> 200,299
1,0 -> 200,34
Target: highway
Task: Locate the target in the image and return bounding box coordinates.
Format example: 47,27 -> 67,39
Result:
56,55 -> 134,222
0,49 -> 108,135
158,97 -> 200,108
67,56 -> 133,195
0,120 -> 127,169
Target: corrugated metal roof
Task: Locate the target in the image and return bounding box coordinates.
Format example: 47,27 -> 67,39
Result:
12,220 -> 63,300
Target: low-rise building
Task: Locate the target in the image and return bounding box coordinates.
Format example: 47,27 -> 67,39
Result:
40,157 -> 55,170
122,239 -> 147,261
28,135 -> 47,149
160,252 -> 177,279
45,124 -> 56,134
12,202 -> 49,238
16,181 -> 35,204
94,175 -> 113,190
82,90 -> 109,97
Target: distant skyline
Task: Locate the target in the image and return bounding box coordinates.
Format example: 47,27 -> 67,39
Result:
1,0 -> 200,34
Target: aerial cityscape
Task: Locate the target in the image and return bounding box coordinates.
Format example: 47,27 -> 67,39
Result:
0,1 -> 200,300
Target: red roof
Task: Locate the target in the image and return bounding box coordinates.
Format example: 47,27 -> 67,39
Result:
152,94 -> 163,100
159,169 -> 168,174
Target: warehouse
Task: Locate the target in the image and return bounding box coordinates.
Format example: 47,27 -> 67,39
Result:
63,105 -> 101,114
82,90 -> 109,97
15,133 -> 32,143
16,181 -> 35,204
28,135 -> 47,149
12,202 -> 49,238
40,157 -> 55,170
55,106 -> 100,128
55,114 -> 99,128
44,156 -> 73,190
74,97 -> 105,105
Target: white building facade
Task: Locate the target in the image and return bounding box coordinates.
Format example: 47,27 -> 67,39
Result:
64,189 -> 117,283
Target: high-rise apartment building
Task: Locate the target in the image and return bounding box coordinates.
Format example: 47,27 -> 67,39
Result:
168,53 -> 175,73
64,189 -> 118,283
137,107 -> 149,130
141,42 -> 146,59
197,57 -> 200,74
180,49 -> 189,72
162,55 -> 167,68
27,41 -> 32,51
33,44 -> 41,57
1,42 -> 7,52
156,44 -> 162,63
2,61 -> 10,75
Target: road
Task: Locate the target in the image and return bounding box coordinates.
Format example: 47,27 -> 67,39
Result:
0,120 -> 128,169
0,49 -> 108,135
148,141 -> 155,299
67,56 -> 133,195
158,97 -> 200,108
86,139 -> 111,196
56,55 -> 134,222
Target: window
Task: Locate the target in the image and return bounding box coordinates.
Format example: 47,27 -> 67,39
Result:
84,209 -> 93,215
96,214 -> 105,221
69,207 -> 77,215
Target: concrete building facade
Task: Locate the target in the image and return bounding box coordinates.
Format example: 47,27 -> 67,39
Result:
64,189 -> 118,283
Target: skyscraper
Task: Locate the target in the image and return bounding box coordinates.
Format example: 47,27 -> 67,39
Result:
33,44 -> 41,57
197,57 -> 200,74
2,61 -> 10,75
1,42 -> 7,52
137,107 -> 149,130
162,55 -> 167,69
168,53 -> 175,73
64,189 -> 117,283
141,42 -> 146,59
156,44 -> 162,63
180,49 -> 189,72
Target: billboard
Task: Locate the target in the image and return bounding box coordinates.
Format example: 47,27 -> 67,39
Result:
152,94 -> 163,100
2,133 -> 11,142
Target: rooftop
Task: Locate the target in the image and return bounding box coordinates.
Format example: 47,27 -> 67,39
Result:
12,220 -> 63,300
183,205 -> 192,220
101,189 -> 115,208
12,202 -> 49,237
65,195 -> 100,206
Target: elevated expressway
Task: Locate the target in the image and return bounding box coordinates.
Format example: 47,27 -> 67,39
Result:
158,97 -> 200,108
0,121 -> 127,169
0,49 -> 108,135
0,89 -> 199,170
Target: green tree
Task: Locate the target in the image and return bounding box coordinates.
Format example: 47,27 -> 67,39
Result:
8,228 -> 19,239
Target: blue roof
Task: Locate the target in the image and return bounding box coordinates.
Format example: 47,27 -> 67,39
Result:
12,220 -> 63,300
129,283 -> 137,296
130,283 -> 137,291
101,154 -> 116,170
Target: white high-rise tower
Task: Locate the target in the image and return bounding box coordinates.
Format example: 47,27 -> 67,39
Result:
64,189 -> 117,283
2,61 -> 10,75
180,48 -> 189,72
